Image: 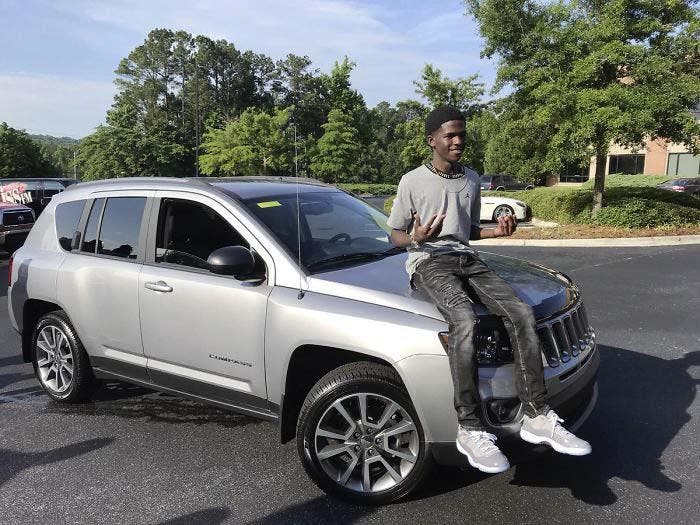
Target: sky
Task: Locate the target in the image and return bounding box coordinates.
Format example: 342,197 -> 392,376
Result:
0,0 -> 498,139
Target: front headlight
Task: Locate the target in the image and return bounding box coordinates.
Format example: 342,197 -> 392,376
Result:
438,316 -> 514,365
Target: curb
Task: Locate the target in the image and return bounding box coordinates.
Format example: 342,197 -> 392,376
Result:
473,234 -> 700,247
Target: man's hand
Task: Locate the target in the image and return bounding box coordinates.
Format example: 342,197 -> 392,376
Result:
494,214 -> 517,237
412,212 -> 445,244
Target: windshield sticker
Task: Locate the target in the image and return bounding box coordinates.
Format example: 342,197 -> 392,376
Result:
257,200 -> 282,208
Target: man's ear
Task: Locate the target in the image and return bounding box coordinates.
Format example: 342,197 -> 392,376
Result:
426,133 -> 434,149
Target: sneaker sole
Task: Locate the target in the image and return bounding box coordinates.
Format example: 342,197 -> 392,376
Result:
519,429 -> 592,456
455,440 -> 510,474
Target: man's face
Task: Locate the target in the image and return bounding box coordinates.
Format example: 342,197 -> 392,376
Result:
427,120 -> 466,164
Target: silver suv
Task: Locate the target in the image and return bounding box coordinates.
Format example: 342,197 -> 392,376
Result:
7,177 -> 598,504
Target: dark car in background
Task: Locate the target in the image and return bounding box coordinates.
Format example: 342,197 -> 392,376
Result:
0,202 -> 35,252
480,174 -> 534,192
657,177 -> 700,197
0,178 -> 80,217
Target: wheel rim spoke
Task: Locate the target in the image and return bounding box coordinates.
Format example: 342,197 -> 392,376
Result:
318,443 -> 352,461
316,428 -> 347,441
381,420 -> 415,437
338,452 -> 359,485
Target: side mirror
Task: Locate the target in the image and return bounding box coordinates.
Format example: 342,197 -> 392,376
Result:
207,246 -> 255,278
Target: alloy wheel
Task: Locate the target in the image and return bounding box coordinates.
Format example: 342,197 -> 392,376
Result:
36,325 -> 74,394
314,393 -> 419,493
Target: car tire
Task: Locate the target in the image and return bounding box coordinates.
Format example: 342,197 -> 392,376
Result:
496,186 -> 506,191
525,185 -> 534,190
296,362 -> 432,505
31,311 -> 96,403
493,204 -> 515,221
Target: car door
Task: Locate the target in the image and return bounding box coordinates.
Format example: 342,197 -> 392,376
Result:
139,191 -> 273,412
56,191 -> 153,380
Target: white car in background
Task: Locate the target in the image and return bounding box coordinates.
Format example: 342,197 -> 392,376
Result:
480,196 -> 531,222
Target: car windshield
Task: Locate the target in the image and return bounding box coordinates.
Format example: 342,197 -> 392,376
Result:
243,190 -> 399,272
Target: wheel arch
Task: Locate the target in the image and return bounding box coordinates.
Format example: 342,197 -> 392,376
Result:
278,345 -> 403,444
21,299 -> 63,363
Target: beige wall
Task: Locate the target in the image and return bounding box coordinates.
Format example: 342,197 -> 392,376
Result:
585,137 -> 693,178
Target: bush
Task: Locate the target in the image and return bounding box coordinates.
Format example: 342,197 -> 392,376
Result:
593,198 -> 700,228
581,174 -> 668,189
337,183 -> 397,196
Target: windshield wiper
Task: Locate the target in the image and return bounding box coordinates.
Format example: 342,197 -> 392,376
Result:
306,252 -> 389,271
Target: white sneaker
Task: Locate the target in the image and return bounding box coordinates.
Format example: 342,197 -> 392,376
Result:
520,410 -> 592,456
456,426 -> 510,474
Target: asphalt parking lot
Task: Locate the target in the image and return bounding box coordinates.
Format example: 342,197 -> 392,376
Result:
1,244 -> 698,524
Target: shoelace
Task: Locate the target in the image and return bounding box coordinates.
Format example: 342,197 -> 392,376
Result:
470,431 -> 500,454
545,410 -> 574,439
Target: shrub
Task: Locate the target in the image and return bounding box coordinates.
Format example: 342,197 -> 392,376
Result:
337,183 -> 397,196
581,174 -> 668,189
593,198 -> 700,228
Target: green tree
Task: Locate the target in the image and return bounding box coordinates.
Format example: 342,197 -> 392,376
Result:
0,123 -> 58,178
414,64 -> 484,116
467,0 -> 700,213
199,107 -> 294,176
311,109 -> 363,183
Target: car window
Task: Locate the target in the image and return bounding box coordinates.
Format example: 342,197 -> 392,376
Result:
55,200 -> 85,251
0,180 -> 39,205
43,180 -> 66,199
155,198 -> 248,270
502,175 -> 513,182
81,199 -> 105,253
96,197 -> 146,259
480,175 -> 492,183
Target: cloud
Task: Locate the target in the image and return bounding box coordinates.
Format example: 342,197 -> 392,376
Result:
0,74 -> 115,138
3,1 -> 498,135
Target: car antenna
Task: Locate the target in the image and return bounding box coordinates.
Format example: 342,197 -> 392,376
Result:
294,120 -> 305,300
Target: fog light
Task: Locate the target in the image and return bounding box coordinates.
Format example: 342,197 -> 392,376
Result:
486,398 -> 522,424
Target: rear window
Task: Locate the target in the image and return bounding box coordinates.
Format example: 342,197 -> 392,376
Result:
55,200 -> 85,251
480,175 -> 492,182
81,199 -> 105,253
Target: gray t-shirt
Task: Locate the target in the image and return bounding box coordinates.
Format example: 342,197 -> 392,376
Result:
386,164 -> 481,277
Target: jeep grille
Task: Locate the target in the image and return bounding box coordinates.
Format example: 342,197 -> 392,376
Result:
537,303 -> 593,368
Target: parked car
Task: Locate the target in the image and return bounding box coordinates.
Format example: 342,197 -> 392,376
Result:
0,178 -> 80,217
657,177 -> 700,197
480,174 -> 534,191
480,196 -> 532,222
0,202 -> 35,252
8,177 -> 598,504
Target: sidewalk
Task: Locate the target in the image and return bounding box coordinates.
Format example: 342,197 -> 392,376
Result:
473,234 -> 700,247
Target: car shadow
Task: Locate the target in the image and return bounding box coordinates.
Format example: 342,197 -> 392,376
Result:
0,437 -> 114,488
410,345 -> 697,506
42,381 -> 266,429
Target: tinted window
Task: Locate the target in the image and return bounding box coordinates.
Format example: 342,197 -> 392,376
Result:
81,199 -> 104,253
155,199 -> 248,270
97,197 -> 146,259
55,200 -> 85,251
43,181 -> 66,199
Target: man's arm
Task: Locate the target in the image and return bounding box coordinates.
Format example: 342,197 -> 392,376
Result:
470,215 -> 517,240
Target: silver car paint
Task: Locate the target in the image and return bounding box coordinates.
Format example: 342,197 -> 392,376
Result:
8,177 -> 598,457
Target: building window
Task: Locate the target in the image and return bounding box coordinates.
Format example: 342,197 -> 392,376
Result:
608,154 -> 645,175
559,163 -> 589,183
667,153 -> 700,176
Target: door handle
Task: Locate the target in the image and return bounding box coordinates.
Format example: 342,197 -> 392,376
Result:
145,280 -> 173,293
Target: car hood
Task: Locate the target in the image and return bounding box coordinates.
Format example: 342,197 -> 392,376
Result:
307,252 -> 577,322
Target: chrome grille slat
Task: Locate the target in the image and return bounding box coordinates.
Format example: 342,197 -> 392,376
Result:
537,303 -> 594,368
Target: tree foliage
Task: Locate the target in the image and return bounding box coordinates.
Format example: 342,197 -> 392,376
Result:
0,123 -> 58,178
311,109 -> 363,183
467,0 -> 700,211
199,107 -> 294,176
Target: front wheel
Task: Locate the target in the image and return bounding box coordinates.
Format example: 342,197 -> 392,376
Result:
296,362 -> 431,504
493,204 -> 515,221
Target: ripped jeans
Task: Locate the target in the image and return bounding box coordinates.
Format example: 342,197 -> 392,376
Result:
412,252 -> 548,430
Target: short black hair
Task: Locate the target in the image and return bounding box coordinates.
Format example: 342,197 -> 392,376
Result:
425,106 -> 466,136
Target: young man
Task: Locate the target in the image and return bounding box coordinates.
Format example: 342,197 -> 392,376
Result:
387,106 -> 591,474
